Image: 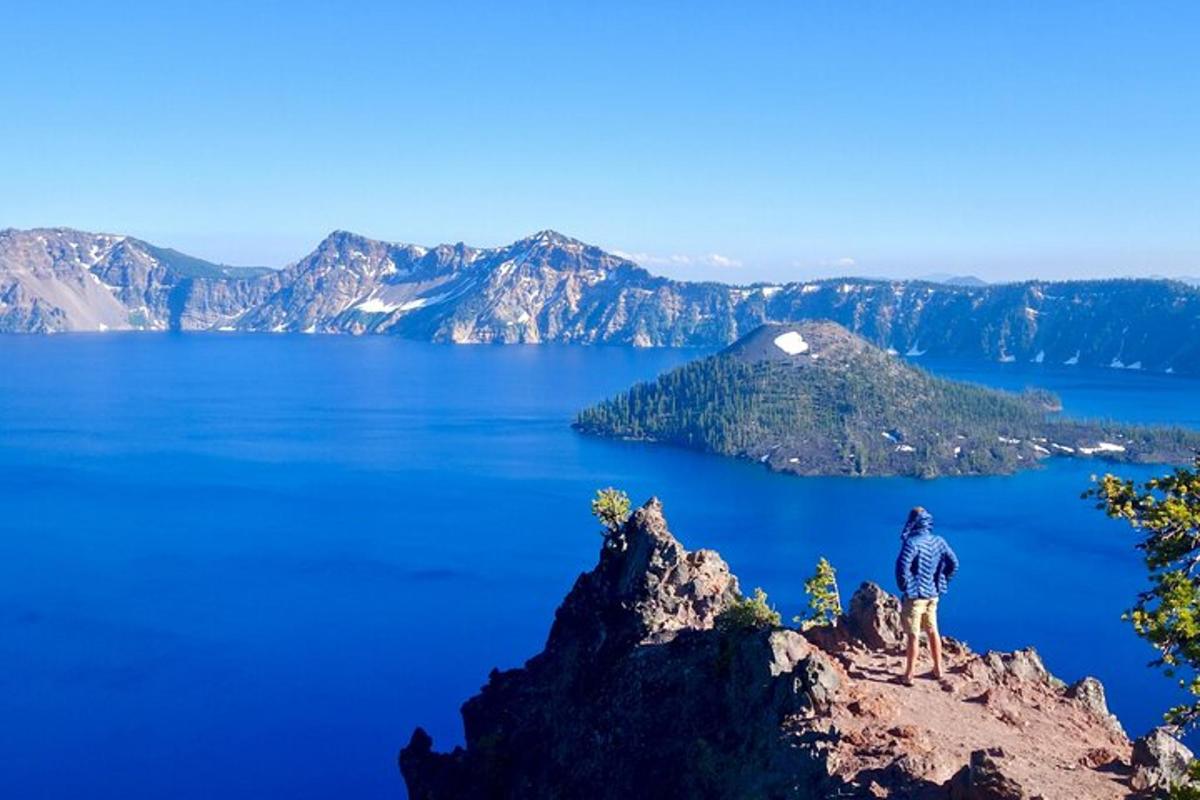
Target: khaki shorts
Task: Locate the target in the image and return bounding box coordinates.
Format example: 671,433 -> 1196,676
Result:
901,597 -> 939,636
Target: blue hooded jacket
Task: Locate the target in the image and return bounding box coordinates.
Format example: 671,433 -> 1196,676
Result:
894,509 -> 959,600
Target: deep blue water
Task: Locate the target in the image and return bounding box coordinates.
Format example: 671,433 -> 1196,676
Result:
1,336 -> 1197,800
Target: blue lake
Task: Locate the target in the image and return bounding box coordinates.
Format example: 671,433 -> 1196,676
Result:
0,335 -> 1196,799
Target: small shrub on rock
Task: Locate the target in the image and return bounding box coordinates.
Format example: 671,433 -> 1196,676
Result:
715,587 -> 781,631
795,557 -> 842,629
591,488 -> 631,549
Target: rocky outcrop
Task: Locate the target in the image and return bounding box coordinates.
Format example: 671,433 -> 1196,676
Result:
846,581 -> 905,650
1131,728 -> 1195,795
400,498 -> 1187,799
400,498 -> 843,799
4,226 -> 1200,377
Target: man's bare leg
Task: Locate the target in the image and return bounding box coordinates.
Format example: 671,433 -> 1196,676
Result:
927,629 -> 943,678
903,633 -> 919,683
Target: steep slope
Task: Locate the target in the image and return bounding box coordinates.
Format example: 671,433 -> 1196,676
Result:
575,322 -> 1200,477
232,229 -> 734,343
400,498 -> 1189,799
0,227 -> 277,332
4,226 -> 1200,378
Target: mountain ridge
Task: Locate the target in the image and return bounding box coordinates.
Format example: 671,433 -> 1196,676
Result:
3,226 -> 1199,376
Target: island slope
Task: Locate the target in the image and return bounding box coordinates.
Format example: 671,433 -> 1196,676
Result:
574,322 -> 1200,477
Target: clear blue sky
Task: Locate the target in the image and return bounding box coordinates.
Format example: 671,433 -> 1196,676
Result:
2,1 -> 1197,282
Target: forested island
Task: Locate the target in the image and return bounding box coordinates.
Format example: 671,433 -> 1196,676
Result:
574,322 -> 1200,478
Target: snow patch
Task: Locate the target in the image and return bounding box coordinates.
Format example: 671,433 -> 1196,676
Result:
1032,350 -> 1045,364
905,342 -> 926,357
1064,351 -> 1080,366
895,444 -> 916,453
356,298 -> 400,314
1079,442 -> 1127,455
999,354 -> 1016,363
773,331 -> 809,355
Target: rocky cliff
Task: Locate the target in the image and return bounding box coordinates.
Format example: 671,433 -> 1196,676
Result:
4,226 -> 1200,377
400,498 -> 1193,799
0,228 -> 275,332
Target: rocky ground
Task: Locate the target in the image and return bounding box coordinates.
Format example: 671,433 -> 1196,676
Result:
811,589 -> 1139,798
400,498 -> 1193,799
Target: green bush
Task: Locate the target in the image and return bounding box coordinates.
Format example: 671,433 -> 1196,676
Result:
591,488 -> 631,547
795,557 -> 842,629
715,587 -> 781,631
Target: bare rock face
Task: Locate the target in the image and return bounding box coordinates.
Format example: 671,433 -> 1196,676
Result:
1067,677 -> 1126,738
1131,727 -> 1195,794
400,498 -> 843,800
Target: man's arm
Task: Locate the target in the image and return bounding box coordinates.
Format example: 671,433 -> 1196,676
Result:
941,540 -> 959,580
895,539 -> 916,596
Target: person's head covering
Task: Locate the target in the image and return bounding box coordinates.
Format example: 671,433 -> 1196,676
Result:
902,507 -> 933,539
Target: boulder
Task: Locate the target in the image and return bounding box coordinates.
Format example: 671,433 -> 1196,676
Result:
846,581 -> 905,651
1131,727 -> 1194,794
948,749 -> 1027,799
980,648 -> 1053,686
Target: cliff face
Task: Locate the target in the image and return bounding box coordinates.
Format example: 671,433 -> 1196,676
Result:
4,226 -> 1200,378
400,499 -> 1192,799
0,228 -> 276,332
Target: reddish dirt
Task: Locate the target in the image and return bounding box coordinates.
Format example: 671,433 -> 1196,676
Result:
817,642 -> 1134,798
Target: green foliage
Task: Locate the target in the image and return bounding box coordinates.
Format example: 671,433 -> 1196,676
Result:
715,587 -> 781,632
591,488 -> 631,544
1171,768 -> 1200,800
1087,456 -> 1200,729
795,557 -> 842,628
575,347 -> 1200,477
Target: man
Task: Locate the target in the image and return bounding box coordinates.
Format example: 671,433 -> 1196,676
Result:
895,506 -> 959,685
